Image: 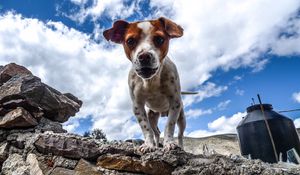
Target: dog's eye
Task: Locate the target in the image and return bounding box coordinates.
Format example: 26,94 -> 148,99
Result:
126,38 -> 136,47
153,36 -> 164,46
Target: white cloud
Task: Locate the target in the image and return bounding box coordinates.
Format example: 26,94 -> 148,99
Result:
217,100 -> 231,110
208,112 -> 245,133
183,82 -> 228,108
66,0 -> 139,23
148,0 -> 300,89
0,12 -> 136,140
63,118 -> 80,133
185,108 -> 213,119
234,75 -> 243,81
2,0 -> 300,140
294,118 -> 300,128
70,0 -> 87,5
271,15 -> 300,56
292,92 -> 300,103
236,89 -> 245,96
188,112 -> 246,138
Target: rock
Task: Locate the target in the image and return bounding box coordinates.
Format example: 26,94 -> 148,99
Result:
0,74 -> 82,122
75,159 -> 103,175
0,63 -> 32,85
35,117 -> 66,133
2,153 -> 30,175
53,156 -> 78,169
97,154 -> 173,175
50,167 -> 75,175
0,107 -> 38,129
0,129 -> 8,142
0,142 -> 9,165
26,153 -> 44,175
7,132 -> 33,149
1,98 -> 41,114
9,145 -> 24,155
34,133 -> 100,160
64,93 -> 83,107
0,107 -> 9,116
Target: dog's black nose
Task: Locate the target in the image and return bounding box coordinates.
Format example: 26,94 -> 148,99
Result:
138,53 -> 152,66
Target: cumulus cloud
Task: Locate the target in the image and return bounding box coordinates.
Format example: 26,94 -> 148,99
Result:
292,92 -> 300,103
1,0 -> 300,140
0,12 -> 137,140
66,0 -> 140,23
188,112 -> 246,137
236,89 -> 245,96
217,100 -> 231,111
183,82 -> 228,108
149,0 -> 300,90
294,118 -> 300,128
185,108 -> 213,119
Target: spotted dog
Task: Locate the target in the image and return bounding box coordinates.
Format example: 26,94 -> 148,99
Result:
103,17 -> 186,153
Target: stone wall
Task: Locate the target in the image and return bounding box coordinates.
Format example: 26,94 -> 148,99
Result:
0,63 -> 299,175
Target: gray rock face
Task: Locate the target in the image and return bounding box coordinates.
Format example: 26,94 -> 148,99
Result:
0,63 -> 32,85
0,74 -> 82,122
35,117 -> 67,133
2,153 -> 30,175
0,107 -> 38,129
26,153 -> 44,175
34,133 -> 101,160
0,142 -> 9,165
75,159 -> 103,175
50,167 -> 75,175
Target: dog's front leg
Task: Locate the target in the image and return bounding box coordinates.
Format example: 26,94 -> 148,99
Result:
164,97 -> 182,151
133,104 -> 156,153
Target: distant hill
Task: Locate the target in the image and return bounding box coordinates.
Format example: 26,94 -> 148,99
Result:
183,134 -> 239,156
184,129 -> 300,156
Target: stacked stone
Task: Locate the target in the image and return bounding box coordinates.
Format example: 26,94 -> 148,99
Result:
0,63 -> 299,175
0,63 -> 84,174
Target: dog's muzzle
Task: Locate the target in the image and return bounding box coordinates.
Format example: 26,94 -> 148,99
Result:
135,53 -> 158,79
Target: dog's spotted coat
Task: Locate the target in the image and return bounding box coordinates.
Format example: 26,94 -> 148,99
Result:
103,17 -> 186,153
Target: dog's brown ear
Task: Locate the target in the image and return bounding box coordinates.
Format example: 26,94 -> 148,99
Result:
103,20 -> 129,44
159,17 -> 183,38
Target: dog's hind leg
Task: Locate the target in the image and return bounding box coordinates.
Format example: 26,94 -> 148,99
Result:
148,110 -> 160,147
177,108 -> 186,149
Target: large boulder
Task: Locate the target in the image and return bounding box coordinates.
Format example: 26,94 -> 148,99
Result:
34,117 -> 67,133
26,153 -> 44,175
0,72 -> 82,122
97,154 -> 173,175
0,63 -> 32,85
2,153 -> 30,175
34,133 -> 101,160
0,107 -> 38,129
75,159 -> 103,175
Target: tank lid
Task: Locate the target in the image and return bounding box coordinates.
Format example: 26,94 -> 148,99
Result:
246,104 -> 273,113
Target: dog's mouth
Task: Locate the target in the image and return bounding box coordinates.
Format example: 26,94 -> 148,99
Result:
136,67 -> 159,79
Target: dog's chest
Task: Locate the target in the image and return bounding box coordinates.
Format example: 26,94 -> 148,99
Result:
145,92 -> 169,112
141,79 -> 170,112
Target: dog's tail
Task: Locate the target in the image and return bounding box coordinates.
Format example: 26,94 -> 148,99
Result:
181,91 -> 198,95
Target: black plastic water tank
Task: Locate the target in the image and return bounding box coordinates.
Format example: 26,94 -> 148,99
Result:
236,104 -> 300,163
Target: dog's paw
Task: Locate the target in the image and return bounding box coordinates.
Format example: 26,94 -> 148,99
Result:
138,144 -> 156,154
163,141 -> 180,152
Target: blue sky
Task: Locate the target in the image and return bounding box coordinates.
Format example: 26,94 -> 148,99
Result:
0,0 -> 300,139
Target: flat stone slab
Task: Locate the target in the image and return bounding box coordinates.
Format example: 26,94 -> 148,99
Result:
0,107 -> 38,129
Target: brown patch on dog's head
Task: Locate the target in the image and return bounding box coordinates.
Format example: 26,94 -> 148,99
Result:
103,17 -> 183,60
103,17 -> 183,79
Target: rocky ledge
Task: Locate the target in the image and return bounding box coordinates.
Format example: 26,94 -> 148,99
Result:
0,63 -> 299,175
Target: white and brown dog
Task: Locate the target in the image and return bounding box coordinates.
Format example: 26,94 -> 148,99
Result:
103,17 -> 186,153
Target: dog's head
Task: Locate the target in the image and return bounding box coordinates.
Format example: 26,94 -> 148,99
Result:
103,17 -> 183,79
